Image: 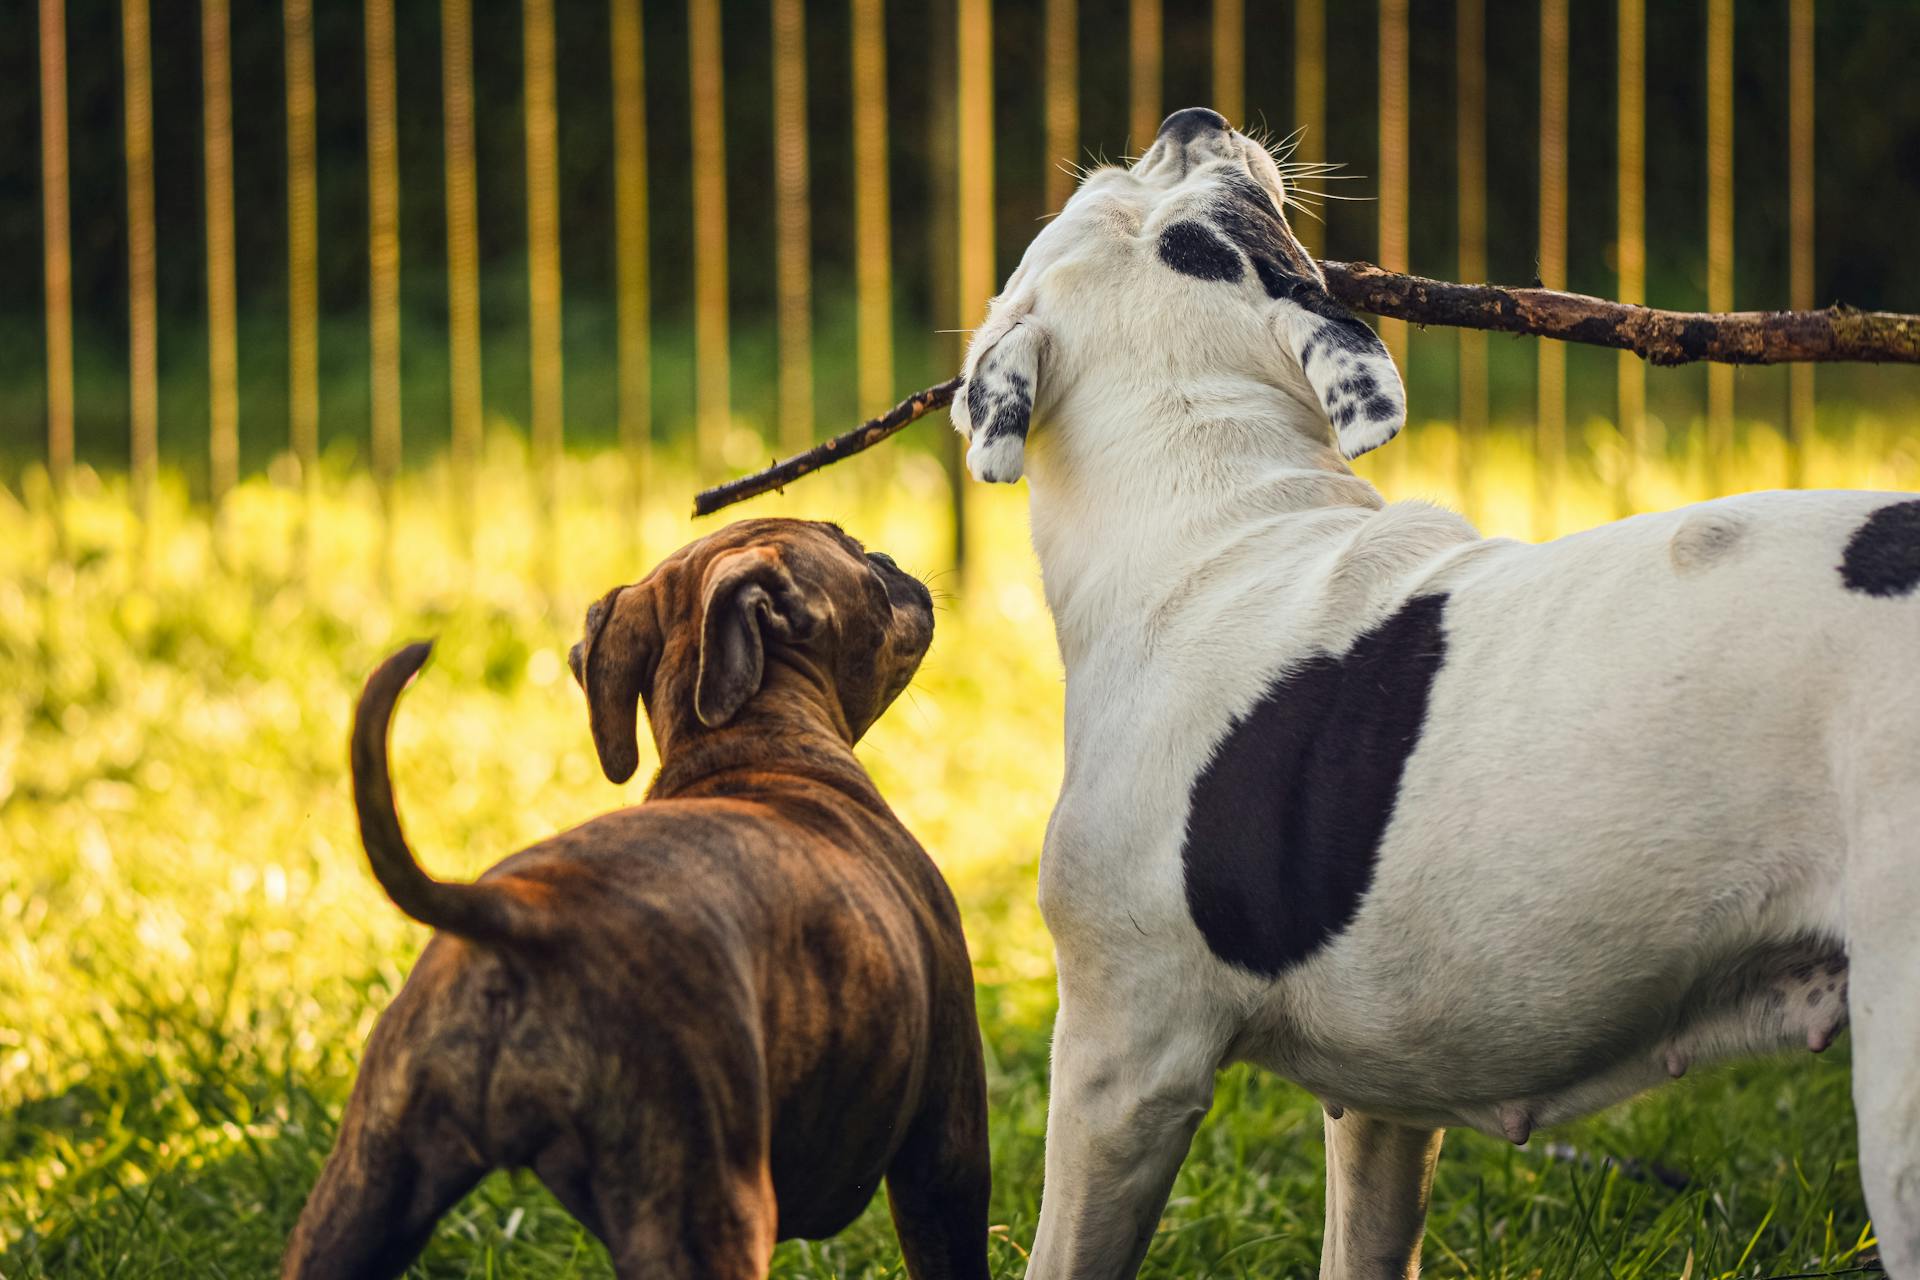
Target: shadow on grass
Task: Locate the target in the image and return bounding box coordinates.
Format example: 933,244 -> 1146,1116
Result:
0,977 -> 1883,1280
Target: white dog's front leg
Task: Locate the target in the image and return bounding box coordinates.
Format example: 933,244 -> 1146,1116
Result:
1320,1110 -> 1445,1280
1847,798 -> 1920,1277
1026,979 -> 1222,1280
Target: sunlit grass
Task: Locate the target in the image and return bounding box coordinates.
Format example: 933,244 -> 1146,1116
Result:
2,414 -> 1907,1276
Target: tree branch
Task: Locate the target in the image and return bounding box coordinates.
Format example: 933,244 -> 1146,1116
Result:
1319,260 -> 1920,366
693,267 -> 1920,515
692,377 -> 960,515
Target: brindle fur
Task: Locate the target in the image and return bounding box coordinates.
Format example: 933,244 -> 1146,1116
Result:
282,519 -> 988,1280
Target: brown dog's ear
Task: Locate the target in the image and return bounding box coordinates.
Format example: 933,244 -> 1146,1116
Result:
695,546 -> 825,728
579,585 -> 657,784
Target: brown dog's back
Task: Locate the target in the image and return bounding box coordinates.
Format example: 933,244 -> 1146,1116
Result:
285,641 -> 983,1278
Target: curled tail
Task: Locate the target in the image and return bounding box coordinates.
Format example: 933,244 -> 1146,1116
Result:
352,642 -> 547,946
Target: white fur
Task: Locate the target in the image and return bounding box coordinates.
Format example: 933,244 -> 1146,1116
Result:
957,116 -> 1920,1279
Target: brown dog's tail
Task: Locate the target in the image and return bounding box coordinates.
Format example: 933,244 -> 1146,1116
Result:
353,642 -> 547,946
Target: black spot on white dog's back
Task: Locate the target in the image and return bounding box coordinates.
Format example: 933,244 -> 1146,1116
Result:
1840,500 -> 1920,597
1158,221 -> 1244,284
1182,594 -> 1450,978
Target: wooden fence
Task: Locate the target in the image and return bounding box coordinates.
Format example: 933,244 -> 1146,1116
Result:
28,0 -> 1821,565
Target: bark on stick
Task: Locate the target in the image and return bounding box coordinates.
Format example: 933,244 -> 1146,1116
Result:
1320,260 -> 1920,366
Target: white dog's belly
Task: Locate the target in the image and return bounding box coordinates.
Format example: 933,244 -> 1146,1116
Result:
1243,926 -> 1850,1140
1094,490 -> 1920,1140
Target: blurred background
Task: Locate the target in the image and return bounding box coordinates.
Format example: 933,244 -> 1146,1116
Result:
5,0 -> 1920,541
3,2 -> 1918,1275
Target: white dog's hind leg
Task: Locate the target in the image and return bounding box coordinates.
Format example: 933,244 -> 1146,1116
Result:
1319,1111 -> 1444,1280
1847,807 -> 1920,1276
1026,982 -> 1221,1280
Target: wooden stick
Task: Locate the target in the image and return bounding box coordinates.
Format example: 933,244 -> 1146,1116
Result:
692,378 -> 961,515
1319,261 -> 1920,367
693,267 -> 1920,516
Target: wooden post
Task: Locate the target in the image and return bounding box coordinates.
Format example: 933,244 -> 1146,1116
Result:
1787,0 -> 1814,488
366,0 -> 401,525
1212,0 -> 1242,128
690,0 -> 730,479
285,0 -> 319,498
772,0 -> 814,454
524,0 -> 564,594
956,0 -> 992,576
1376,0 -> 1409,375
1706,0 -> 1734,489
1617,0 -> 1645,512
123,0 -> 157,520
202,0 -> 239,505
443,0 -> 483,544
1044,0 -> 1077,213
1537,0 -> 1568,527
1129,0 -> 1160,152
1292,0 -> 1324,257
852,0 -> 895,412
611,0 -> 650,524
1456,0 -> 1486,512
39,0 -> 74,497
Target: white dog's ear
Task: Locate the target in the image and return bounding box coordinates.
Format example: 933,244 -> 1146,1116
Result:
952,318 -> 1046,483
1270,285 -> 1406,459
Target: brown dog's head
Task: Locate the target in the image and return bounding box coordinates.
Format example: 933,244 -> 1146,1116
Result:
567,518 -> 935,783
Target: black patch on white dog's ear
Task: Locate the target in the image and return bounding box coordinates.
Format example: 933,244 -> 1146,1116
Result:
1271,282 -> 1406,459
1839,500 -> 1920,597
1158,220 -> 1244,284
1182,593 -> 1450,978
953,318 -> 1046,484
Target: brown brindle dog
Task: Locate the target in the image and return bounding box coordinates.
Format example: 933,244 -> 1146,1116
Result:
282,518 -> 988,1280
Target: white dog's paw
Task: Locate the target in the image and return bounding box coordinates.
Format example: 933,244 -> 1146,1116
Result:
966,430 -> 1027,484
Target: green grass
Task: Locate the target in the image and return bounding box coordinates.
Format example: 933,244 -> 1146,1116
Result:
1,420 -> 1907,1277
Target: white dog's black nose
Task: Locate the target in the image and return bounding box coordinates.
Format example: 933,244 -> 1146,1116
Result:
1158,107 -> 1229,144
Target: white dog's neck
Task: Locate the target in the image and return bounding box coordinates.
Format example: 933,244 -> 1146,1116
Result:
1023,387 -> 1387,671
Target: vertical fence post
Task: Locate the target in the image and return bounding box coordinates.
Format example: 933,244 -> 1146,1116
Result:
123,0 -> 157,523
285,0 -> 319,514
611,0 -> 650,529
1377,0 -> 1409,370
1293,0 -> 1324,258
1456,0 -> 1486,515
524,0 -> 564,597
1617,0 -> 1645,514
1705,0 -> 1734,491
365,0 -> 402,559
1129,0 -> 1160,152
851,0 -> 894,413
956,0 -> 992,578
927,0 -> 960,572
1212,0 -> 1242,129
772,0 -> 814,455
1787,0 -> 1814,489
1376,0 -> 1409,493
1537,0 -> 1568,530
689,0 -> 730,480
1043,0 -> 1077,213
39,0 -> 74,502
443,0 -> 483,548
202,0 -> 239,506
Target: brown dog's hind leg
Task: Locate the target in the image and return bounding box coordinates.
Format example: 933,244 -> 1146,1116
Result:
587,1159 -> 777,1280
283,951 -> 506,1279
885,1062 -> 992,1280
280,1102 -> 488,1280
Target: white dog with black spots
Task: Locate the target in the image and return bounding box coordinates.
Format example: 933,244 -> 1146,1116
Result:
955,106 -> 1920,1279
